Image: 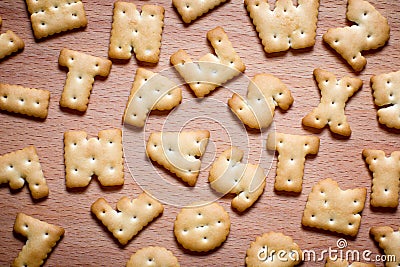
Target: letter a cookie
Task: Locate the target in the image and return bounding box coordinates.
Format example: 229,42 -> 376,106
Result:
302,69 -> 362,136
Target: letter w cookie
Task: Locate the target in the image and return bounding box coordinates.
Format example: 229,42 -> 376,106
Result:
64,128 -> 124,188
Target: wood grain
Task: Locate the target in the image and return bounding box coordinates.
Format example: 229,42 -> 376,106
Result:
0,0 -> 399,266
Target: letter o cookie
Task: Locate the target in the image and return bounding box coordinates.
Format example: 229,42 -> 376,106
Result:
174,202 -> 230,252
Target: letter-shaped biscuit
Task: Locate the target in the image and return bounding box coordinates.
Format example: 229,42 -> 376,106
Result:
12,213 -> 64,267
0,83 -> 50,119
370,226 -> 400,267
59,48 -> 112,112
146,130 -> 210,186
228,74 -> 293,129
172,0 -> 228,23
0,146 -> 49,199
209,147 -> 266,212
363,149 -> 400,208
174,202 -> 230,252
370,70 -> 400,129
108,2 -> 164,63
246,232 -> 302,266
127,246 -> 180,267
91,192 -> 164,245
302,178 -> 367,236
323,0 -> 389,71
64,129 -> 124,188
267,133 -> 320,193
123,68 -> 182,127
25,0 -> 87,39
170,26 -> 245,98
302,69 -> 362,136
0,16 -> 24,60
244,0 -> 320,53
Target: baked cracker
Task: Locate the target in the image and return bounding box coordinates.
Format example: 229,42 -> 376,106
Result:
59,48 -> 112,112
302,69 -> 362,136
302,178 -> 367,236
174,202 -> 230,252
91,192 -> 163,245
363,149 -> 400,208
246,232 -> 302,266
267,132 -> 320,193
0,146 -> 49,199
209,147 -> 266,212
228,74 -> 293,129
170,26 -> 245,98
127,246 -> 180,267
0,16 -> 24,60
323,0 -> 390,71
108,2 -> 164,63
172,0 -> 228,23
25,0 -> 87,39
64,129 -> 124,188
123,68 -> 182,127
370,226 -> 400,267
146,130 -> 210,186
12,213 -> 64,267
0,83 -> 50,119
245,0 -> 319,53
370,70 -> 400,129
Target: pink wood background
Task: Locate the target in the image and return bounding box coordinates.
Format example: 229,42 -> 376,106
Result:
0,0 -> 399,266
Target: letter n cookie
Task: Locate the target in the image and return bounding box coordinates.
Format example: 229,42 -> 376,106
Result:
64,129 -> 124,188
25,0 -> 87,39
267,133 -> 320,193
370,226 -> 400,267
209,147 -> 266,212
363,149 -> 400,208
370,70 -> 400,129
302,178 -> 366,236
0,146 -> 49,199
59,48 -> 112,112
91,192 -> 163,245
302,69 -> 362,136
323,0 -> 389,71
228,74 -> 293,129
0,16 -> 24,60
170,26 -> 245,98
12,213 -> 64,267
244,0 -> 319,53
108,2 -> 164,63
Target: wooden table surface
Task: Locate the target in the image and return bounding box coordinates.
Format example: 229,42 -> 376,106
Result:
0,0 -> 399,266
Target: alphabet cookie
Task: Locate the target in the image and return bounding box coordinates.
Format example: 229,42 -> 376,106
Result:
323,0 -> 389,71
228,74 -> 293,129
302,69 -> 362,136
302,178 -> 367,236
